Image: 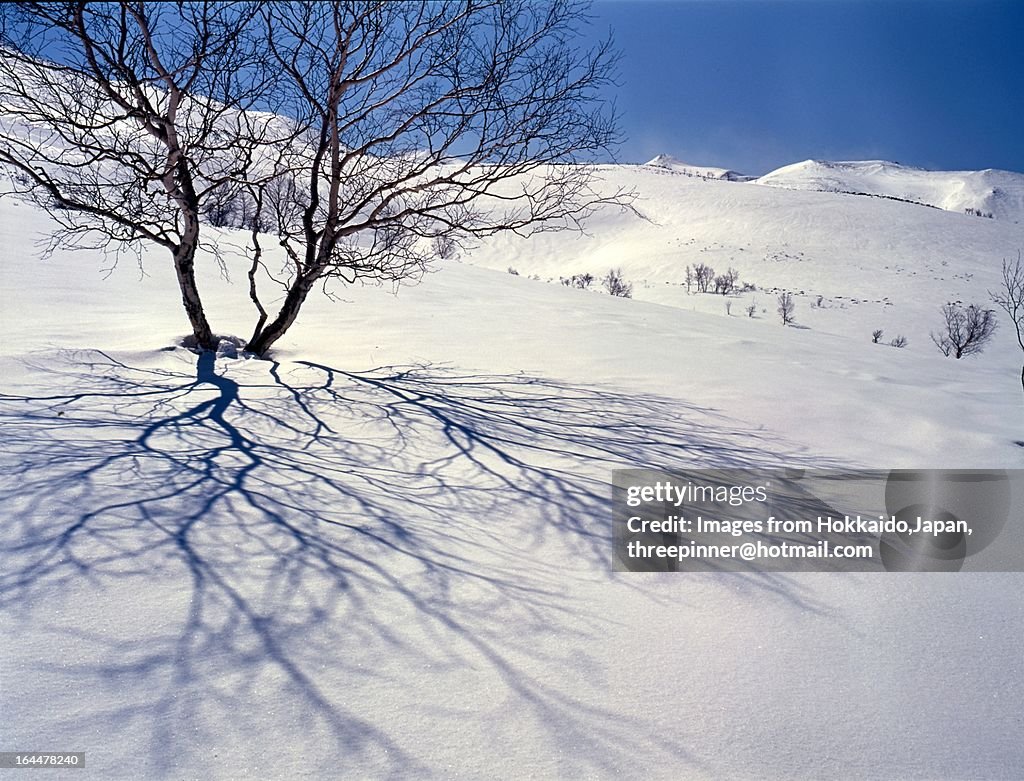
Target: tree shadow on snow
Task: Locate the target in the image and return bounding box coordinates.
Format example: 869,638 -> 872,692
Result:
0,348 -> 843,778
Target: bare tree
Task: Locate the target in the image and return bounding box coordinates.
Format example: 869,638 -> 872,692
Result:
693,262 -> 714,294
990,250 -> 1024,394
931,302 -> 997,358
239,0 -> 628,356
602,268 -> 632,298
777,291 -> 795,325
872,329 -> 884,344
714,266 -> 739,295
3,2 -> 624,357
0,2 -> 283,350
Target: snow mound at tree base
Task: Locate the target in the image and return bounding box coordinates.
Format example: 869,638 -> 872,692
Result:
180,333 -> 258,360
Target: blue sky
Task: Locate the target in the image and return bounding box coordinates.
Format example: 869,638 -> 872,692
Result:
584,0 -> 1024,174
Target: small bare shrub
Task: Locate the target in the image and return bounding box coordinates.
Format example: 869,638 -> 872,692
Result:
603,268 -> 633,298
777,292 -> 795,325
433,234 -> 459,259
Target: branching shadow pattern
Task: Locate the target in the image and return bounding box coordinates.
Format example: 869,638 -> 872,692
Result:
0,348 -> 836,777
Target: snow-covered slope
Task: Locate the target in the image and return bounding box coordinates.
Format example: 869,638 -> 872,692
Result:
755,159 -> 1024,221
467,163 -> 1024,360
2,157 -> 1024,780
644,153 -> 753,181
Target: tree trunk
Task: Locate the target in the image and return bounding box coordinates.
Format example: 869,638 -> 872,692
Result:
246,274 -> 317,357
172,245 -> 216,350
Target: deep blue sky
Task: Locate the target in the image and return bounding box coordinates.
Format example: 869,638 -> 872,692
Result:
583,0 -> 1024,175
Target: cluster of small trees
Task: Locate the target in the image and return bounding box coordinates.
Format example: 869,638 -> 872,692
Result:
715,268 -> 740,295
560,273 -> 595,290
517,251 -> 1024,381
964,208 -> 994,219
685,263 -> 745,295
520,268 -> 633,298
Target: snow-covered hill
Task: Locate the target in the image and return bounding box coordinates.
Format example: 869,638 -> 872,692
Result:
755,159 -> 1024,221
465,162 -> 1024,361
3,152 -> 1024,779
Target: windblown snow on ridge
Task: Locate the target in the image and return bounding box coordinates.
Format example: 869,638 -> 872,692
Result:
755,159 -> 1024,221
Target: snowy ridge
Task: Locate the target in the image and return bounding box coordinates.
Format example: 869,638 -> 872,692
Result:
755,159 -> 1024,221
644,153 -> 753,182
